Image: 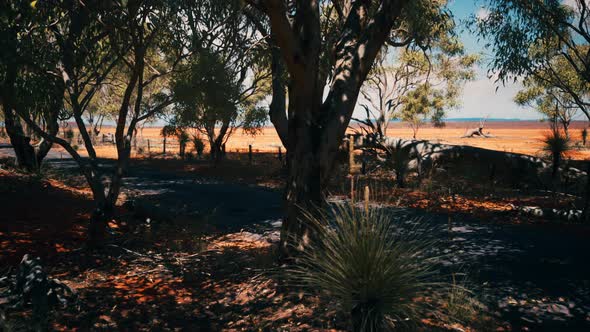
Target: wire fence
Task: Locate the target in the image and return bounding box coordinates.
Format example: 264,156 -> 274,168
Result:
0,129 -> 287,162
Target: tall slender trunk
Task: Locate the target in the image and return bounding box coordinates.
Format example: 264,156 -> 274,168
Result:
583,162 -> 590,223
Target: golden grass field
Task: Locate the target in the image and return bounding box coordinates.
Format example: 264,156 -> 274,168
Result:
8,120 -> 589,160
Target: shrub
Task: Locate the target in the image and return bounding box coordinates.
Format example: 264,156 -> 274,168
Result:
542,130 -> 571,178
288,204 -> 453,331
384,140 -> 413,188
64,129 -> 74,143
192,136 -> 205,157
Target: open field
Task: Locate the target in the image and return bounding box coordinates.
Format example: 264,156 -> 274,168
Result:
28,120 -> 589,160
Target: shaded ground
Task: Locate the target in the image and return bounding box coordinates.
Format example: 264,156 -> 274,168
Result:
0,169 -> 90,265
389,208 -> 590,331
1,154 -> 590,330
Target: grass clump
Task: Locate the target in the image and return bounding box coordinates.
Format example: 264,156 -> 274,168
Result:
384,140 -> 413,188
541,130 -> 571,178
289,204 -> 463,331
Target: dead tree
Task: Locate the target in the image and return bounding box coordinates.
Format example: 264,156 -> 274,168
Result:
462,117 -> 493,138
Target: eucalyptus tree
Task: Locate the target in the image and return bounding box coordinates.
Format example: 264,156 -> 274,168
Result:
0,1 -> 64,171
356,37 -> 477,140
474,0 -> 590,121
515,78 -> 580,137
353,53 -> 420,140
15,0 -> 187,243
243,0 -> 459,255
170,0 -> 270,162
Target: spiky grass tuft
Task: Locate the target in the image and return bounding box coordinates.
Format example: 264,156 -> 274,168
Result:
542,130 -> 571,177
288,204 -> 453,331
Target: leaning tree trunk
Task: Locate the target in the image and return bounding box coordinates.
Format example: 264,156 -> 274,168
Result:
1,67 -> 37,171
2,108 -> 37,171
2,65 -> 63,172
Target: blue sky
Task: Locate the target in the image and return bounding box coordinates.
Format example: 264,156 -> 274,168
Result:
352,0 -> 543,121
445,0 -> 536,120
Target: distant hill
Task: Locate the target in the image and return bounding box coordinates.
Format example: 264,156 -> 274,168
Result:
443,118 -> 523,122
350,118 -> 527,123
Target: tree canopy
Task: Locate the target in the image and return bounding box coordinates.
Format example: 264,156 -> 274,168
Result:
474,0 -> 590,120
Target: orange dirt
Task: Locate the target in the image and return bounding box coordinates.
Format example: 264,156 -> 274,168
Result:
0,169 -> 90,266
46,121 -> 590,160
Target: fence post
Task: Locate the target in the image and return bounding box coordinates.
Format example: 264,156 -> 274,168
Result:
278,146 -> 282,161
147,139 -> 151,154
349,137 -> 354,173
222,143 -> 226,159
163,137 -> 166,155
350,176 -> 355,204
364,185 -> 370,214
248,144 -> 253,164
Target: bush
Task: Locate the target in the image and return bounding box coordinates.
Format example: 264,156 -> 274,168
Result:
64,129 -> 74,143
384,140 -> 413,188
192,136 -> 205,157
542,130 -> 571,177
288,204 -> 457,331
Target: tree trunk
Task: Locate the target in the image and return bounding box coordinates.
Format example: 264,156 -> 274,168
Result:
562,120 -> 570,139
281,118 -> 323,256
258,0 -> 410,258
583,162 -> 590,223
552,154 -> 560,178
3,108 -> 37,171
84,174 -> 111,246
268,38 -> 288,147
88,199 -> 113,246
1,66 -> 38,171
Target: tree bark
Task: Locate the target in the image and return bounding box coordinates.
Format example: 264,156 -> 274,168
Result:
584,162 -> 590,223
1,66 -> 37,171
2,108 -> 37,171
268,37 -> 289,147
253,0 -> 409,257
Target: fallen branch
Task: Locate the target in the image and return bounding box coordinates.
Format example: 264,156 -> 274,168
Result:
461,127 -> 493,138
